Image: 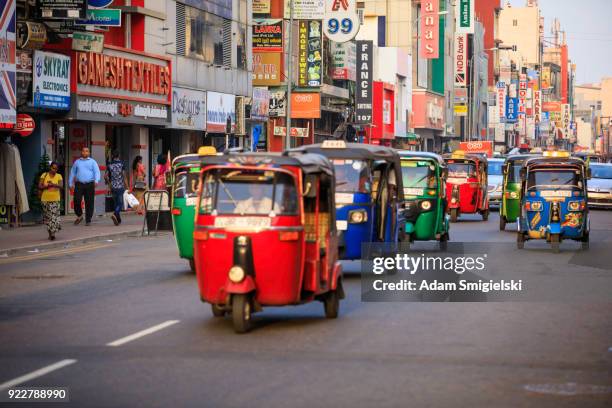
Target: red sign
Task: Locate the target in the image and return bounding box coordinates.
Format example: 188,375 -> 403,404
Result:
459,141 -> 493,158
420,0 -> 439,59
542,101 -> 561,112
15,114 -> 35,137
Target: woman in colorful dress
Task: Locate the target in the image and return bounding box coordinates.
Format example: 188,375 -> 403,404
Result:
39,161 -> 63,240
131,155 -> 146,214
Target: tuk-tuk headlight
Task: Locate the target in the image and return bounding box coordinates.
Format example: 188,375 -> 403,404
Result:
420,200 -> 432,211
568,201 -> 584,211
228,266 -> 245,283
349,209 -> 368,223
451,198 -> 458,204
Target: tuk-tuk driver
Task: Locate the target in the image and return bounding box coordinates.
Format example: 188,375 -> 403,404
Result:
234,183 -> 281,214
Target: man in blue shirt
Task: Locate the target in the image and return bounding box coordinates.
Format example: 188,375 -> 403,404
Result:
69,147 -> 101,226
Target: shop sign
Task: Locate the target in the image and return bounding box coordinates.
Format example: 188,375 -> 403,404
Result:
533,90 -> 541,123
355,40 -> 373,124
454,87 -> 468,103
290,92 -> 320,119
459,141 -> 493,157
420,0 -> 439,59
88,0 -> 114,7
454,104 -> 467,117
72,32 -> 104,53
253,0 -> 270,13
331,41 -> 355,81
76,9 -> 122,27
171,87 -> 206,130
454,33 -> 467,87
268,88 -> 286,117
284,0 -> 325,19
16,51 -> 32,107
542,101 -> 561,112
323,0 -> 359,43
273,126 -> 309,138
16,50 -> 33,73
252,52 -> 281,86
518,75 -> 527,115
16,22 -> 47,50
33,50 -> 71,110
15,114 -> 35,137
456,0 -> 474,34
561,103 -> 570,138
496,82 -> 506,121
253,19 -> 282,52
251,87 -> 270,121
207,91 -> 235,133
0,0 -> 15,125
298,20 -> 323,87
0,205 -> 9,224
38,0 -> 87,19
506,97 -> 518,123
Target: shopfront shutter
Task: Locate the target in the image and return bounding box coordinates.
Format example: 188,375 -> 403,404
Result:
223,19 -> 232,68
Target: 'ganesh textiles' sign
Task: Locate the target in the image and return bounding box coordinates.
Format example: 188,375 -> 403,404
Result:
171,87 -> 206,130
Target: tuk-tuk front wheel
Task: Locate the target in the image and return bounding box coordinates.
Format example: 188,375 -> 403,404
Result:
211,304 -> 225,317
550,234 -> 560,253
499,215 -> 506,231
517,233 -> 525,249
324,290 -> 340,319
450,209 -> 459,223
232,294 -> 252,333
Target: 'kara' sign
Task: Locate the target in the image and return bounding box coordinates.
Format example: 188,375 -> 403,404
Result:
33,51 -> 71,110
355,40 -> 373,124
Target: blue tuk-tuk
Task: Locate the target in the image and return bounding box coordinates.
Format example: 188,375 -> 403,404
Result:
289,141 -> 405,259
517,152 -> 590,253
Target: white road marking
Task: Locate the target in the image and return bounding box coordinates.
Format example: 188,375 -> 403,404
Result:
0,359 -> 77,391
106,320 -> 180,347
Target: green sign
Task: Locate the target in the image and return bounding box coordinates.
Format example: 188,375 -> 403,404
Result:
457,0 -> 473,33
72,32 -> 104,53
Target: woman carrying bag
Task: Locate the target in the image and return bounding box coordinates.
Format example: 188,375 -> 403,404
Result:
39,161 -> 63,240
131,156 -> 146,214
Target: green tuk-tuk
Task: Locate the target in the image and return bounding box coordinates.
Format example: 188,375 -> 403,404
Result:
398,151 -> 450,249
499,154 -> 536,231
171,147 -> 216,272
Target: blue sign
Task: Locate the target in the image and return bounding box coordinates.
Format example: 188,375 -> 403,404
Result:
506,97 -> 519,123
88,0 -> 113,7
32,51 -> 71,110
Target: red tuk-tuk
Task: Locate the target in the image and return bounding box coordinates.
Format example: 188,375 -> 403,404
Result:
443,151 -> 489,222
193,152 -> 344,333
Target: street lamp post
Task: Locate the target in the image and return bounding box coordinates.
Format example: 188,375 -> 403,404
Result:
285,0 -> 294,150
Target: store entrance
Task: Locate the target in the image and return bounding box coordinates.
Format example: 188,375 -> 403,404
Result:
105,125 -> 132,166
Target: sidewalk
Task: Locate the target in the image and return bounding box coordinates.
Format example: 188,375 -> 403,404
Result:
0,211 -> 149,256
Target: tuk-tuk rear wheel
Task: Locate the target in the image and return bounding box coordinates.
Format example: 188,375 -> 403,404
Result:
324,290 -> 340,319
481,210 -> 489,221
551,234 -> 560,253
232,295 -> 252,333
499,216 -> 506,231
450,209 -> 459,223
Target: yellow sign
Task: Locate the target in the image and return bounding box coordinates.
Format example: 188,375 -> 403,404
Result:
454,104 -> 468,116
253,0 -> 270,13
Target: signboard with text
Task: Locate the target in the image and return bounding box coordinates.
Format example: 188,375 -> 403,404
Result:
454,33 -> 467,87
284,0 -> 325,19
323,0 -> 359,43
355,40 -> 373,124
420,0 -> 439,59
37,0 -> 87,19
252,19 -> 282,52
456,0 -> 474,34
207,91 -> 235,133
297,20 -> 322,87
171,87 -> 206,130
33,51 -> 71,110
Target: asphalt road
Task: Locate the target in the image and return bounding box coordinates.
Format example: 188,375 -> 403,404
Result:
0,210 -> 611,407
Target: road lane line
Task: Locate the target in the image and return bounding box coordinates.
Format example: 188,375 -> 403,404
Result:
0,359 -> 77,391
0,243 -> 114,265
106,320 -> 180,347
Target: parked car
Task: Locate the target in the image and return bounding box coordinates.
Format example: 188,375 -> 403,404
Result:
587,163 -> 612,208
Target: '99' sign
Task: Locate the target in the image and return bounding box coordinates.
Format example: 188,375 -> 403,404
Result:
323,0 -> 360,43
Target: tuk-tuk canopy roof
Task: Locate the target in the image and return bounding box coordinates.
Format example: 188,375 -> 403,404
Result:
443,152 -> 487,166
524,156 -> 586,169
504,154 -> 540,164
289,142 -> 400,162
199,152 -> 335,177
397,151 -> 446,166
172,154 -> 202,168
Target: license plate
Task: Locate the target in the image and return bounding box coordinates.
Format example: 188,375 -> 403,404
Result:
404,188 -> 424,196
540,190 -> 571,198
336,220 -> 348,230
214,217 -> 271,229
185,197 -> 198,206
335,193 -> 354,205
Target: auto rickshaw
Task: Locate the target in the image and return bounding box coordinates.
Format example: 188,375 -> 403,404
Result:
572,151 -> 605,164
193,152 -> 343,333
289,140 -> 405,259
517,151 -> 590,253
443,151 -> 489,222
499,154 -> 538,230
398,151 -> 450,248
170,147 -> 217,272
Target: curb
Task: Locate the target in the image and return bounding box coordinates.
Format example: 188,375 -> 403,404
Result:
0,229 -> 146,257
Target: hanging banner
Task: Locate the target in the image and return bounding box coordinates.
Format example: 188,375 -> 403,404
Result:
323,0 -> 359,43
355,40 -> 373,124
0,0 -> 16,124
206,91 -> 235,133
561,103 -> 570,138
251,87 -> 270,121
252,19 -> 282,52
420,0 -> 439,59
518,74 -> 527,116
33,51 -> 71,110
284,0 -> 325,19
506,97 -> 518,123
456,0 -> 474,34
171,87 -> 206,130
331,41 -> 356,81
496,82 -> 506,122
297,20 -> 322,87
252,52 -> 281,86
533,90 -> 541,123
454,33 -> 467,87
268,88 -> 286,117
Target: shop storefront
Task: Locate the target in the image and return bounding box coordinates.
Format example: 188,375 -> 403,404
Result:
365,82 -> 395,146
412,90 -> 445,152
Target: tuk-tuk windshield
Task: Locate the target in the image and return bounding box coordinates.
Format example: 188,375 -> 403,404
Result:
507,162 -> 523,183
487,161 -> 503,176
448,161 -> 477,179
333,159 -> 371,193
401,161 -> 437,188
527,168 -> 582,190
591,164 -> 612,179
173,169 -> 199,198
200,169 -> 298,215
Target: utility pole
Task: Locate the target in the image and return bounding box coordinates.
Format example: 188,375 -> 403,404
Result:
285,1 -> 294,150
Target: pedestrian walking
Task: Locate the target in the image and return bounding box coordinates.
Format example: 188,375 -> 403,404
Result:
131,155 -> 146,214
69,147 -> 100,226
39,161 -> 63,240
152,153 -> 169,190
105,150 -> 128,226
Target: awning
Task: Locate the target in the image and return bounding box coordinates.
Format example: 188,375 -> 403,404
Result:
396,131 -> 419,140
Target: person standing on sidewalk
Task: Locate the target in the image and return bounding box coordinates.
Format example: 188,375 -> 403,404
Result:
69,147 -> 100,226
152,153 -> 169,190
39,161 -> 63,240
105,150 -> 128,226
